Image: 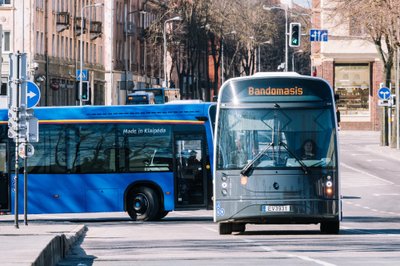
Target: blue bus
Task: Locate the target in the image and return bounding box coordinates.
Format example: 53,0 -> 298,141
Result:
214,73 -> 341,234
0,102 -> 215,220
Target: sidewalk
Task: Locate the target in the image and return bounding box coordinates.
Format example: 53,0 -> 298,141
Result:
0,219 -> 86,266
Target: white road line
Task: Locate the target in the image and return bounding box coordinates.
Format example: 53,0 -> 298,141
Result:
373,193 -> 400,196
242,238 -> 336,266
199,225 -> 218,233
341,163 -> 394,185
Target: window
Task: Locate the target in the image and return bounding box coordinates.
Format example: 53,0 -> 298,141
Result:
2,31 -> 10,52
334,64 -> 370,118
1,77 -> 7,96
217,108 -> 336,170
52,34 -> 55,55
28,123 -> 173,174
0,0 -> 11,5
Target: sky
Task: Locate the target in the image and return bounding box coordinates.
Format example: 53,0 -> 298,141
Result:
292,0 -> 311,8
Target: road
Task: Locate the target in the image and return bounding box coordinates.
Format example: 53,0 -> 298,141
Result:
57,131 -> 400,266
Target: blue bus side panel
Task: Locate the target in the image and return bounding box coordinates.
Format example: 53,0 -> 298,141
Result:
10,172 -> 174,214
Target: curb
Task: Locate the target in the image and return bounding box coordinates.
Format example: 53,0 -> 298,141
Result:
32,225 -> 87,266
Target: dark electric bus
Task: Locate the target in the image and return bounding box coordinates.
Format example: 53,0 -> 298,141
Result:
214,72 -> 341,234
0,103 -> 215,221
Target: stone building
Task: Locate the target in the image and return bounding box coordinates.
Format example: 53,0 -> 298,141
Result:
0,0 -> 166,107
311,0 -> 383,130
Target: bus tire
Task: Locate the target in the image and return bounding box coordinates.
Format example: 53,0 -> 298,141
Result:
219,222 -> 233,235
127,187 -> 160,221
156,210 -> 169,220
232,223 -> 246,233
320,221 -> 340,234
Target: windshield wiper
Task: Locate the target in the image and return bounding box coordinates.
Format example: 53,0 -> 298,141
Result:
279,141 -> 309,174
240,142 -> 274,177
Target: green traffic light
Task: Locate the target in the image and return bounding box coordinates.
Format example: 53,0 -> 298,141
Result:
289,23 -> 301,47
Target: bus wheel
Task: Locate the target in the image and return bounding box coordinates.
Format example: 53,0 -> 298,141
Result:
232,223 -> 246,233
127,187 -> 160,221
156,210 -> 169,220
219,222 -> 233,235
320,221 -> 340,234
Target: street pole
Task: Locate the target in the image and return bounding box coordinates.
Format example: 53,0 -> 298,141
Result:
79,3 -> 103,106
221,40 -> 224,84
284,6 -> 288,72
396,46 -> 400,149
163,16 -> 182,88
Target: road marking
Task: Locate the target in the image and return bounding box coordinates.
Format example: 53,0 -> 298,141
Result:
242,238 -> 336,266
341,163 -> 394,185
373,193 -> 400,197
366,159 -> 384,162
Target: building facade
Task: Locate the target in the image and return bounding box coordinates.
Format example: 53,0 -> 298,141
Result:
0,0 -> 167,107
311,0 -> 383,130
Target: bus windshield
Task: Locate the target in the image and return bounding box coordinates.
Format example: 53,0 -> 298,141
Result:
216,107 -> 337,170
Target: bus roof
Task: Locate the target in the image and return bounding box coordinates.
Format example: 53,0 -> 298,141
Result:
252,72 -> 301,77
0,103 -> 216,121
218,73 -> 333,104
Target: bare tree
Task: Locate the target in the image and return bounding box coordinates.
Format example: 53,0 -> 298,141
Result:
332,0 -> 400,146
334,0 -> 400,86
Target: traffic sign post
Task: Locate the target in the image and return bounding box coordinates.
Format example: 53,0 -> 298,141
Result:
378,87 -> 391,100
76,69 -> 88,81
26,81 -> 41,108
310,29 -> 328,42
7,52 -> 40,228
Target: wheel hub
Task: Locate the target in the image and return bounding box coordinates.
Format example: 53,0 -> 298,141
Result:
133,193 -> 148,214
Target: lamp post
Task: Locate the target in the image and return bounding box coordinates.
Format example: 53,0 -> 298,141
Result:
291,49 -> 303,72
163,16 -> 182,88
79,2 -> 103,106
257,40 -> 272,72
263,5 -> 288,72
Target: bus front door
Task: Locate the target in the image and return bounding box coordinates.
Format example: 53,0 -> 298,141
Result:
0,143 -> 9,212
175,135 -> 207,208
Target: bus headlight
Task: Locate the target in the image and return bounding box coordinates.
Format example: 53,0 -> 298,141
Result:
324,177 -> 334,197
221,189 -> 228,196
240,175 -> 248,185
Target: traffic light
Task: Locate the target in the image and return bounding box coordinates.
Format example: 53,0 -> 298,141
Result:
81,81 -> 90,101
289,22 -> 301,47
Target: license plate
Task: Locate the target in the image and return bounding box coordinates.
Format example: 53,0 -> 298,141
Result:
262,205 -> 291,212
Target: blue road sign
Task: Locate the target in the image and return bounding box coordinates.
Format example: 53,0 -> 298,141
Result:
26,81 -> 41,108
378,87 -> 391,100
76,69 -> 88,81
310,29 -> 328,42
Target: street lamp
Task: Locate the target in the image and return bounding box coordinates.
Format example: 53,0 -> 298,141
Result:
257,40 -> 272,72
79,2 -> 104,106
291,49 -> 303,72
263,5 -> 288,72
163,16 -> 182,88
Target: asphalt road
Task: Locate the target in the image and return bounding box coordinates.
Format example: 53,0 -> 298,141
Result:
55,131 -> 400,266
